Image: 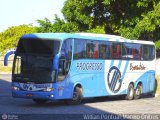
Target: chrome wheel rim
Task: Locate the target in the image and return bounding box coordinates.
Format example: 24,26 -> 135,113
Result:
129,88 -> 134,98
73,92 -> 78,100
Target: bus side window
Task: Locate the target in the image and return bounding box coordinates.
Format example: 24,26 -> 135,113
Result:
116,45 -> 121,59
93,42 -> 99,59
143,45 -> 155,60
132,48 -> 136,59
121,43 -> 128,59
99,41 -> 111,59
105,47 -> 109,59
110,46 -> 113,59
58,39 -> 73,82
99,42 -> 106,59
86,42 -> 94,58
149,46 -> 155,60
106,42 -> 112,59
138,47 -> 142,60
124,43 -> 133,59
74,39 -> 86,59
112,43 -> 121,59
132,44 -> 141,60
74,44 -> 79,59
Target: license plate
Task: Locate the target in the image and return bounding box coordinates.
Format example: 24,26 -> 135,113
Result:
26,93 -> 33,97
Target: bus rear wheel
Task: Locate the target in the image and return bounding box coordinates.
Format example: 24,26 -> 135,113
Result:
134,84 -> 143,99
66,87 -> 83,105
33,99 -> 48,104
126,84 -> 134,100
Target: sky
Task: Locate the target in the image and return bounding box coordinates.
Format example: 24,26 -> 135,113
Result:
0,0 -> 66,32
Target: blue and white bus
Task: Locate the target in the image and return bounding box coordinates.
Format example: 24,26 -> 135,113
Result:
6,33 -> 156,104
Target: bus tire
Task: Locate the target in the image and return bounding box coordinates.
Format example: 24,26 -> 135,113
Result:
33,99 -> 48,104
148,79 -> 157,97
134,84 -> 143,99
66,87 -> 83,105
126,84 -> 134,100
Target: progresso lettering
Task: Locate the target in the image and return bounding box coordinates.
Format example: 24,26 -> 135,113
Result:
77,62 -> 102,71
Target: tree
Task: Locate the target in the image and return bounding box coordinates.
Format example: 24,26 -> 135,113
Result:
133,2 -> 160,41
37,15 -> 79,33
0,25 -> 36,55
36,0 -> 160,49
36,18 -> 53,32
62,0 -> 160,48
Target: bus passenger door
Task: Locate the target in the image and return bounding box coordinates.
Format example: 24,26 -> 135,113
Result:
148,72 -> 155,93
55,39 -> 73,99
55,57 -> 68,99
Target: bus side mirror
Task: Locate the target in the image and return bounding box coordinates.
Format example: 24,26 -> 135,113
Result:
4,50 -> 16,66
59,55 -> 68,75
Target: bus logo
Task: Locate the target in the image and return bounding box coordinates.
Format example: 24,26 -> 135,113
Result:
23,84 -> 30,90
107,66 -> 122,93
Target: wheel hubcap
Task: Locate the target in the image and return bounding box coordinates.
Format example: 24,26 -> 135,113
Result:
73,92 -> 78,100
129,88 -> 134,98
136,89 -> 140,95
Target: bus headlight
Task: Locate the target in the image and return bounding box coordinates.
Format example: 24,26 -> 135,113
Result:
43,88 -> 54,92
12,86 -> 20,91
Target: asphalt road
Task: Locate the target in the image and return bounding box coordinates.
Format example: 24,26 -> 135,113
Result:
0,74 -> 160,120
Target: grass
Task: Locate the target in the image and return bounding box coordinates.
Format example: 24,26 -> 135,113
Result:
156,75 -> 160,95
0,56 -> 13,73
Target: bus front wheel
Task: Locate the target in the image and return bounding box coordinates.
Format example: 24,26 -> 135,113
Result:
33,99 -> 48,104
66,87 -> 83,105
134,84 -> 143,99
126,84 -> 134,100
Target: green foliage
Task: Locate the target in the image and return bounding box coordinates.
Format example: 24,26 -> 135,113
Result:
156,40 -> 160,50
61,0 -> 160,42
36,15 -> 79,33
36,18 -> 53,32
0,25 -> 36,55
87,26 -> 105,34
63,0 -> 160,49
36,0 -> 160,49
133,2 -> 160,42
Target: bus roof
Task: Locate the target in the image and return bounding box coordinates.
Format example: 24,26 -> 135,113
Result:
21,33 -> 154,45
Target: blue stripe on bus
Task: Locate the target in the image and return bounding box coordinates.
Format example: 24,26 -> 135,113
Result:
121,60 -> 129,80
118,60 -> 122,69
110,60 -> 114,68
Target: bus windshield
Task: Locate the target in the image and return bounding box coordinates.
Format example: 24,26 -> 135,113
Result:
12,38 -> 60,83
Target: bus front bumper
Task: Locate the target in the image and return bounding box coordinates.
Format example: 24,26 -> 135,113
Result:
12,90 -> 56,100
